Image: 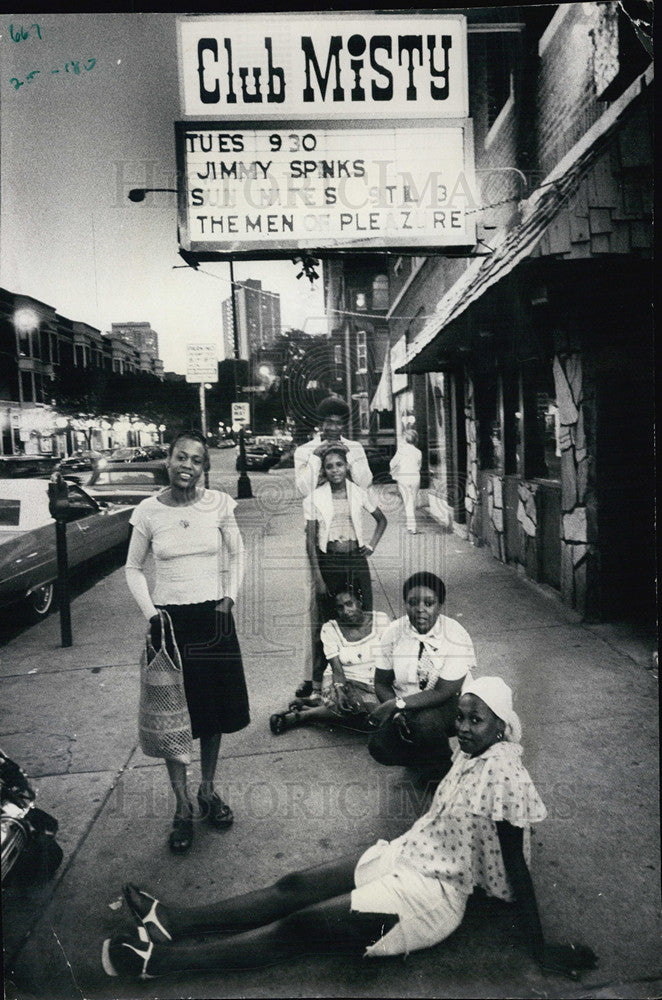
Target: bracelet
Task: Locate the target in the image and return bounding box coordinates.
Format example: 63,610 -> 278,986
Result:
364,543 -> 374,553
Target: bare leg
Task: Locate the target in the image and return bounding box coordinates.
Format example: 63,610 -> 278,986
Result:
147,894 -> 398,975
164,760 -> 191,818
167,856 -> 357,937
199,733 -> 221,797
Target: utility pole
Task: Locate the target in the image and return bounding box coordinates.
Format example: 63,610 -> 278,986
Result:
230,260 -> 253,499
199,382 -> 209,488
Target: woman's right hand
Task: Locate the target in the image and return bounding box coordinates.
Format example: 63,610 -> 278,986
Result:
540,942 -> 597,980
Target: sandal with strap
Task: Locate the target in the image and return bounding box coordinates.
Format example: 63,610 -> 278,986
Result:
102,925 -> 156,980
169,812 -> 193,854
123,883 -> 172,943
197,789 -> 234,828
270,710 -> 300,735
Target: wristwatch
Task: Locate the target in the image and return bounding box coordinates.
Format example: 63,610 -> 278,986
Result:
395,697 -> 407,711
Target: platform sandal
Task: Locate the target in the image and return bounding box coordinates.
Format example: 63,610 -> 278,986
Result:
169,809 -> 193,854
197,789 -> 234,828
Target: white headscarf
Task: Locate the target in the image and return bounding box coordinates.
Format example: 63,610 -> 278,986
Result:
460,676 -> 522,743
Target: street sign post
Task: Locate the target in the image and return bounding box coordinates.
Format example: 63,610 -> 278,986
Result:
231,402 -> 250,428
186,344 -> 218,487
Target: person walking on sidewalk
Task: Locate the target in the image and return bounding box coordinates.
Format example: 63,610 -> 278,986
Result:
269,584 -> 390,735
368,572 -> 476,782
103,677 -> 597,983
125,430 -> 250,855
303,443 -> 387,702
389,429 -> 422,534
293,395 -> 373,699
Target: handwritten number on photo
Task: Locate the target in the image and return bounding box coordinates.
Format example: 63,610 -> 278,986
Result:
10,58 -> 97,91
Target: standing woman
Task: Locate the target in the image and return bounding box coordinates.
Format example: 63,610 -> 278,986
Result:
125,431 -> 250,855
389,429 -> 423,534
303,443 -> 387,699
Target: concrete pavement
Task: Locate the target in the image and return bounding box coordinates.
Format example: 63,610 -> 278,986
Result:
1,456 -> 659,999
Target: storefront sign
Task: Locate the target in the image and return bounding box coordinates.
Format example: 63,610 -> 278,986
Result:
176,120 -> 475,253
178,14 -> 468,120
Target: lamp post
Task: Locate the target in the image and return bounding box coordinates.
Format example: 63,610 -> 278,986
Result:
128,186 -> 252,497
229,259 -> 253,499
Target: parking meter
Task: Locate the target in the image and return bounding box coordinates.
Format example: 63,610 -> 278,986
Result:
47,472 -> 72,647
48,472 -> 71,521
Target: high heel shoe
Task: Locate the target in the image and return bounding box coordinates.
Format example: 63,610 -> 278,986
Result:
102,925 -> 156,979
123,883 -> 172,942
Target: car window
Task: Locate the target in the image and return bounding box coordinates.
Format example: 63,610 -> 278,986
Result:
0,498 -> 21,526
66,484 -> 98,519
95,471 -> 154,485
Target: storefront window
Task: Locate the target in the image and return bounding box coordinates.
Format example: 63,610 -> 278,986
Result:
520,360 -> 561,480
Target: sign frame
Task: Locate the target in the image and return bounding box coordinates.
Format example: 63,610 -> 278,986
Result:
185,343 -> 219,383
175,116 -> 476,259
176,12 -> 469,121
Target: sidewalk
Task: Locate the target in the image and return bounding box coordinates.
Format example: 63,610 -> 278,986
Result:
1,473 -> 659,999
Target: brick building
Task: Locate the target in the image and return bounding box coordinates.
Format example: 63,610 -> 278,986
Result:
389,2 -> 653,623
0,287 -> 165,460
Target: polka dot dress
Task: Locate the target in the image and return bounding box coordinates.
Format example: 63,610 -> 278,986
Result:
392,741 -> 547,901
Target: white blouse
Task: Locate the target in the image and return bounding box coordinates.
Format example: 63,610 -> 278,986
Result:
320,611 -> 391,687
126,490 -> 244,613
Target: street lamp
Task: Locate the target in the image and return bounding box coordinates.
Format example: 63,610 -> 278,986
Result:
128,186 -> 252,498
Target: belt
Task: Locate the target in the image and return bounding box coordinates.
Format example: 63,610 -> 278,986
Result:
324,540 -> 360,554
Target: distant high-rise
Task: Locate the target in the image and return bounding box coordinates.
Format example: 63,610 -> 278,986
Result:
110,322 -> 162,377
111,322 -> 159,358
221,279 -> 281,360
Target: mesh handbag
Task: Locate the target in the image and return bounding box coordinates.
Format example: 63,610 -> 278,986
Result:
138,610 -> 192,764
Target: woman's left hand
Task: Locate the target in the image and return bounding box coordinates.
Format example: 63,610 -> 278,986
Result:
540,942 -> 597,980
216,596 -> 234,615
359,544 -> 374,557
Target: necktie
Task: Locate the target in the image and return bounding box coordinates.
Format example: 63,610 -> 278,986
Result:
417,640 -> 432,690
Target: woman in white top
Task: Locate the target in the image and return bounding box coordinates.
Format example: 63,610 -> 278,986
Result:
368,571 -> 476,779
269,584 -> 390,735
389,429 -> 423,534
303,442 -> 387,698
125,431 -> 249,855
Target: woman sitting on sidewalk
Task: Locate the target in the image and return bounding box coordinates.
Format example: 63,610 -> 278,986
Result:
269,584 -> 390,735
102,677 -> 596,982
368,571 -> 476,781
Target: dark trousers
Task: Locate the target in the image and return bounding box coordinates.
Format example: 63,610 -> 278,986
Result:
311,548 -> 373,685
367,696 -> 459,777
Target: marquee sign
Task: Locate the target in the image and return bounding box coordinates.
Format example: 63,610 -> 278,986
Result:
177,14 -> 468,120
176,13 -> 474,256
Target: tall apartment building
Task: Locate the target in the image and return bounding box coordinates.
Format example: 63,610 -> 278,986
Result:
221,279 -> 281,360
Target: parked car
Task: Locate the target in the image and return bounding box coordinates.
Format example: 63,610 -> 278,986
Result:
0,479 -> 133,618
140,445 -> 168,460
84,461 -> 168,505
105,446 -> 152,464
236,444 -> 277,472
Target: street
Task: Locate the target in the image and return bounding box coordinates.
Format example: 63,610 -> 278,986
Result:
1,450 -> 660,1000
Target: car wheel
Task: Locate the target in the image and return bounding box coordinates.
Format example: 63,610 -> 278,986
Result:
29,583 -> 54,618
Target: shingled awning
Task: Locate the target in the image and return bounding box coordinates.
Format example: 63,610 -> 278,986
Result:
395,64 -> 653,374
